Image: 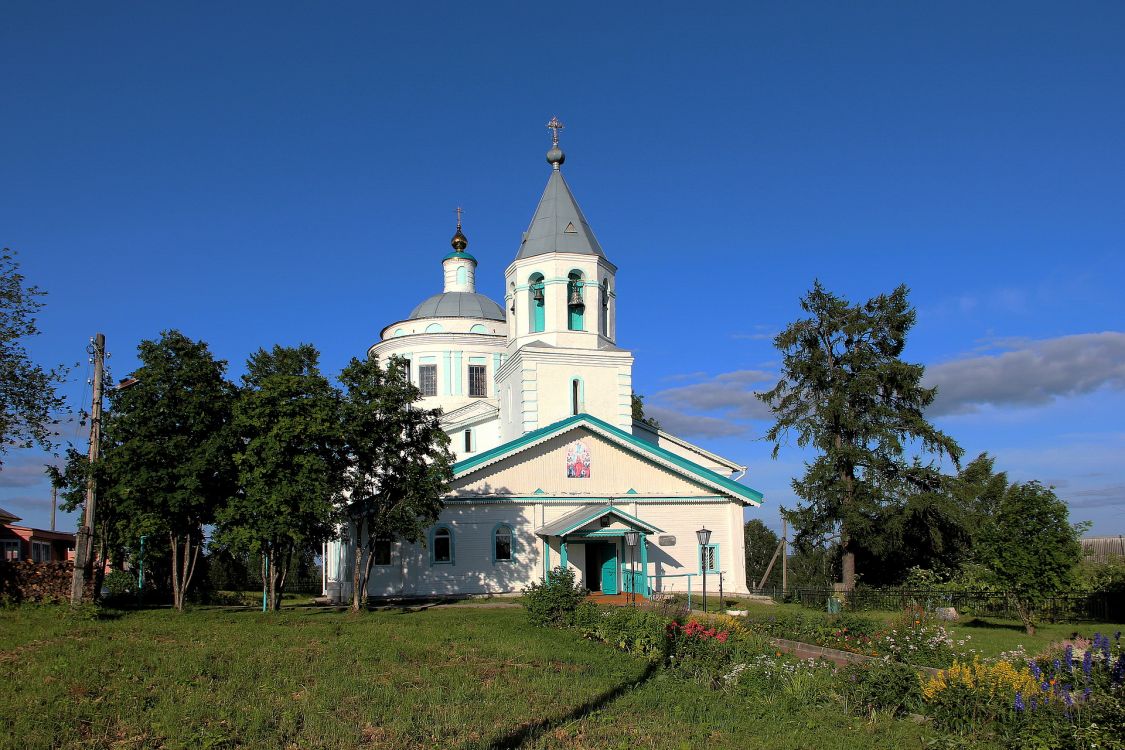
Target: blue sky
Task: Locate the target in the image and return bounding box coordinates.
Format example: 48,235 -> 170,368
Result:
2,2 -> 1122,536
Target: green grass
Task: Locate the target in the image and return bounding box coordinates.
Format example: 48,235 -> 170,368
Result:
2,604 -> 1120,749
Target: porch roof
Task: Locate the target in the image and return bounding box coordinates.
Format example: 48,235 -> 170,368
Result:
535,503 -> 663,538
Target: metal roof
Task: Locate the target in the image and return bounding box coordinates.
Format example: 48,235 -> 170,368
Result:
407,292 -> 505,321
515,170 -> 605,260
535,503 -> 663,537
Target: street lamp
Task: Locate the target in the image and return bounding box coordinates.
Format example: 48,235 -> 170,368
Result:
696,527 -> 712,613
623,530 -> 640,607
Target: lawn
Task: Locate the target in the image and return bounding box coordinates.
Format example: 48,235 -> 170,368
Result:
1,604 -> 1120,750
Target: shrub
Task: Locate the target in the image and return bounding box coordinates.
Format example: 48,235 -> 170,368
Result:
522,566 -> 586,628
840,660 -> 922,717
103,569 -> 136,597
923,657 -> 1043,732
578,606 -> 671,658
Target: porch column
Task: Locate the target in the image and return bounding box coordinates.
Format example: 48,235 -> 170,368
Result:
640,533 -> 650,597
560,539 -> 568,572
544,539 -> 551,581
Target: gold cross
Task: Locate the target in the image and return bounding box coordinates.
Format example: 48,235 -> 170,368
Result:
455,206 -> 464,229
547,116 -> 564,146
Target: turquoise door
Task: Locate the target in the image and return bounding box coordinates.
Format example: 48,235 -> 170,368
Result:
600,543 -> 618,595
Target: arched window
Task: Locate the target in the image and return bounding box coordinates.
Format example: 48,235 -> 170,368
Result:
469,323 -> 487,334
599,279 -> 609,337
393,328 -> 406,337
528,273 -> 545,333
425,323 -> 444,334
567,271 -> 585,331
492,524 -> 514,562
456,266 -> 467,286
431,525 -> 453,565
571,377 -> 584,416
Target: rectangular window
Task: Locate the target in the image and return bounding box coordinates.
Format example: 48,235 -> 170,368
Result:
468,365 -> 487,397
463,429 -> 474,453
701,544 -> 719,573
31,541 -> 51,563
494,528 -> 512,561
400,359 -> 412,384
419,364 -> 437,396
1,540 -> 20,561
372,538 -> 392,566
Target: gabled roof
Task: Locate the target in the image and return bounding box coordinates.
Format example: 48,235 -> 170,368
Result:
515,170 -> 605,260
0,507 -> 21,524
452,413 -> 763,506
536,503 -> 663,537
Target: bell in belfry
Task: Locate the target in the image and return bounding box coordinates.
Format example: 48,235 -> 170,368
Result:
568,283 -> 584,307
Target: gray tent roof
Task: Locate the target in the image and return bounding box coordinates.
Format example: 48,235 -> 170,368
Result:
515,170 -> 605,260
408,292 -> 505,321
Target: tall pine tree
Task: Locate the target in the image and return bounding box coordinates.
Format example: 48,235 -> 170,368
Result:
758,282 -> 961,589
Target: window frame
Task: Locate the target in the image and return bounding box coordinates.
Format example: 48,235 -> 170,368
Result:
699,543 -> 720,573
430,525 -> 454,565
372,537 -> 393,566
2,539 -> 21,561
418,364 -> 438,397
31,541 -> 51,563
492,524 -> 515,563
468,364 -> 487,398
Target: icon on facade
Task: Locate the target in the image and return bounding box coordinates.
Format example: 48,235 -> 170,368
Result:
566,441 -> 591,478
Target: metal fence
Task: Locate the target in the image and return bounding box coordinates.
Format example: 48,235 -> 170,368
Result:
753,587 -> 1121,623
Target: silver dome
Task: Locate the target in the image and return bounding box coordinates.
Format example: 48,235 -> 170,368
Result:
408,292 -> 505,322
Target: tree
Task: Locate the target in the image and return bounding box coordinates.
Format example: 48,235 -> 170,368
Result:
631,392 -> 660,430
757,282 -> 962,590
215,344 -> 345,611
744,519 -> 782,590
980,480 -> 1082,635
101,331 -> 238,610
0,249 -> 67,466
339,355 -> 453,612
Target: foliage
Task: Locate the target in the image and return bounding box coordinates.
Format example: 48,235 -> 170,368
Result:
923,632 -> 1125,748
0,249 -> 67,467
979,481 -> 1082,634
100,330 -> 239,610
840,659 -> 922,717
758,281 -> 962,589
102,569 -> 135,597
523,566 -> 587,627
338,354 -> 453,612
743,519 -> 781,589
214,344 -> 344,611
630,392 -> 660,430
575,603 -> 672,657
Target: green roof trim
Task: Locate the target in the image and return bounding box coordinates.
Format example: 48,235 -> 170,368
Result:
443,251 -> 478,262
536,503 -> 663,537
452,413 -> 764,505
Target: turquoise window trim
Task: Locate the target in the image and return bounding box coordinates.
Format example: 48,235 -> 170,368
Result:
528,273 -> 545,333
469,324 -> 487,334
456,266 -> 467,285
698,543 -> 720,574
453,351 -> 463,396
491,523 -> 515,563
567,271 -> 585,331
442,351 -> 452,396
430,525 -> 455,565
425,323 -> 444,333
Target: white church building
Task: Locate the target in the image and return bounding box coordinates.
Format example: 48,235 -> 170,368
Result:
324,121 -> 763,601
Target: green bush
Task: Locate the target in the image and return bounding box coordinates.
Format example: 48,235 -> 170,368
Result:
840,660 -> 922,717
522,566 -> 586,628
103,569 -> 136,597
577,606 -> 671,658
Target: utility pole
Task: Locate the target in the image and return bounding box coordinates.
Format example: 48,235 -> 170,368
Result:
781,517 -> 788,596
70,333 -> 105,606
50,483 -> 57,532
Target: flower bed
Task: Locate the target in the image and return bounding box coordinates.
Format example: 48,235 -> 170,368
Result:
923,631 -> 1125,748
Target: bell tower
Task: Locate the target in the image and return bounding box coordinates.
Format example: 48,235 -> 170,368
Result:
496,119 -> 634,440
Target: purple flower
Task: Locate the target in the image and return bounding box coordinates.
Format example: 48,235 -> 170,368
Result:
1083,687 -> 1092,700
1041,681 -> 1050,692
1031,661 -> 1042,680
1083,651 -> 1093,678
1063,689 -> 1073,707
1065,645 -> 1073,671
1054,658 -> 1062,674
1029,697 -> 1038,711
1014,692 -> 1025,712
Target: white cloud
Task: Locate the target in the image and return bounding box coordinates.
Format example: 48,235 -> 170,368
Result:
926,332 -> 1125,416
